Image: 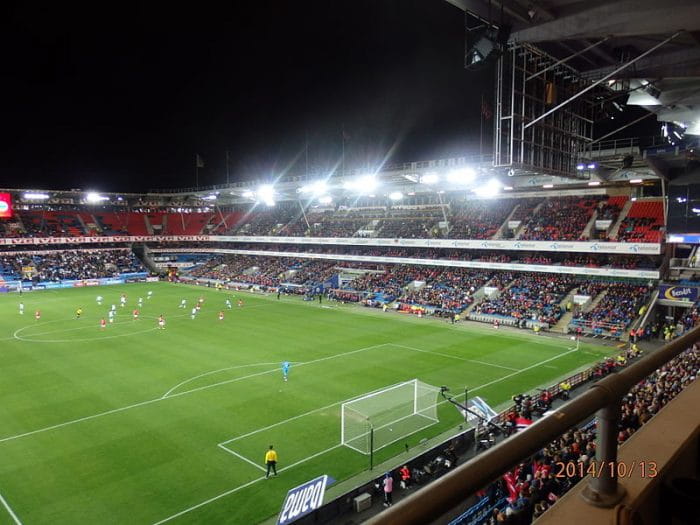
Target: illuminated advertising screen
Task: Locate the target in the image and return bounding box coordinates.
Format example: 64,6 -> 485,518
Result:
0,193 -> 11,218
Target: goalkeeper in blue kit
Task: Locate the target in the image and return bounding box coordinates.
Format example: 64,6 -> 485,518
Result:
282,361 -> 290,382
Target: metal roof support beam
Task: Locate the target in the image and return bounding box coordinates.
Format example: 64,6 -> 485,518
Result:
524,32 -> 682,130
526,37 -> 611,81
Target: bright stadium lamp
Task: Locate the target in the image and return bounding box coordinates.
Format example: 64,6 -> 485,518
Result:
447,167 -> 476,184
257,184 -> 275,206
420,172 -> 439,185
473,179 -> 500,198
343,174 -> 378,194
242,190 -> 255,199
389,191 -> 403,201
299,180 -> 327,195
85,192 -> 108,203
318,195 -> 333,205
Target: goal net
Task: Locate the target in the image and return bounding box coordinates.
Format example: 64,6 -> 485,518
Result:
341,379 -> 441,455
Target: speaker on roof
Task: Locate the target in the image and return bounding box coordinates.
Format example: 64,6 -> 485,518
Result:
465,24 -> 511,71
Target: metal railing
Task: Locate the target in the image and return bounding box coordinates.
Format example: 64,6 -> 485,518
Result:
366,326 -> 700,525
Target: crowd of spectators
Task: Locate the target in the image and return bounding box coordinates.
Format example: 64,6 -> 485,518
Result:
472,274 -> 575,327
478,345 -> 699,524
571,282 -> 652,335
447,200 -> 516,239
0,249 -> 145,281
518,197 -> 603,241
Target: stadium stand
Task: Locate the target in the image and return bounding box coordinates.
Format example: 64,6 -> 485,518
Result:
518,197 -> 603,241
448,200 -> 516,239
616,199 -> 664,243
0,249 -> 145,281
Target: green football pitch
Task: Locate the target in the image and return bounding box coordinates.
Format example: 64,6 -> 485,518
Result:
0,282 -> 615,524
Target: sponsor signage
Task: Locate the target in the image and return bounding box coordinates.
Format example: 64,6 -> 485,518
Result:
277,475 -> 328,525
151,248 -> 660,280
0,193 -> 12,218
659,285 -> 699,302
0,234 -> 662,255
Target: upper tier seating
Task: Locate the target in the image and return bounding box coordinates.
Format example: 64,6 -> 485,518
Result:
617,200 -> 664,243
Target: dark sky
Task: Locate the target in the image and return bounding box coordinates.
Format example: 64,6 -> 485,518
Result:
1,1 -> 493,192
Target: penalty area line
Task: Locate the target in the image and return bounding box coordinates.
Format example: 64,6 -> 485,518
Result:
154,347 -> 579,524
0,489 -> 23,525
152,444 -> 344,525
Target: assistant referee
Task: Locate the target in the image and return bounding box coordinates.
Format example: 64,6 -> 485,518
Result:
265,445 -> 278,478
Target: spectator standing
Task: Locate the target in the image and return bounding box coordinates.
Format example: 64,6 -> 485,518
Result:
382,472 -> 394,507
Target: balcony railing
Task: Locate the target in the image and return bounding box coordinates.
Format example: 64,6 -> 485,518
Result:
366,325 -> 700,525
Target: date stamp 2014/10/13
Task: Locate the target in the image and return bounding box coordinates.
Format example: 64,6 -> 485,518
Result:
555,461 -> 658,479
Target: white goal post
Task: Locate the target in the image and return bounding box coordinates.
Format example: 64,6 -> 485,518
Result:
340,379 -> 441,455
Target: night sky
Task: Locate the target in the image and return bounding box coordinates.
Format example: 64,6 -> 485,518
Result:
1,1 -> 493,192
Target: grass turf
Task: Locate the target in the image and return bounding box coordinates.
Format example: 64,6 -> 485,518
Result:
0,282 -> 615,524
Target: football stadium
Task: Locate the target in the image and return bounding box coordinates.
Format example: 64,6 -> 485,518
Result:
2,2 -> 700,525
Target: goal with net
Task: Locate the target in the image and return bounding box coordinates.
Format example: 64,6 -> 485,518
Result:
340,379 -> 441,455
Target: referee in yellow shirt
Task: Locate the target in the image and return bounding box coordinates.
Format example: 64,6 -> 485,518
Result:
265,445 -> 278,478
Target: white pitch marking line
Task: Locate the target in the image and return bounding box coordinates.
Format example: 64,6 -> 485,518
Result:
152,445 -> 345,525
390,343 -> 519,371
161,362 -> 283,398
0,490 -> 23,525
217,444 -> 266,472
157,346 -> 578,524
0,343 -> 392,444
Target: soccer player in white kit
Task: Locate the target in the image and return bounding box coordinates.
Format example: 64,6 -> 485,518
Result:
19,302 -> 24,315
138,297 -> 143,307
225,299 -> 232,309
96,295 -> 103,306
120,294 -> 127,307
179,299 -> 187,308
147,291 -> 153,299
190,307 -> 197,320
108,310 -> 115,323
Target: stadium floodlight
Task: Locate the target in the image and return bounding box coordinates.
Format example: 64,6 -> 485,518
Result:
473,178 -> 500,198
447,167 -> 476,184
340,379 -> 441,455
23,192 -> 50,200
588,181 -> 601,186
587,163 -> 596,170
542,184 -> 554,189
503,186 -> 514,191
257,184 -> 275,206
389,191 -> 403,201
299,180 -> 327,196
629,179 -> 643,184
85,192 -> 109,203
420,172 -> 439,185
343,174 -> 378,194
202,194 -> 217,200
242,190 -> 255,199
318,195 -> 333,205
576,163 -> 585,171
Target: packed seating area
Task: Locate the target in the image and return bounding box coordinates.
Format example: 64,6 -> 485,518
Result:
570,282 -> 652,336
1,195 -> 665,243
518,196 -> 603,241
471,273 -> 576,327
480,345 -> 700,524
0,249 -> 145,281
616,200 -> 664,243
447,200 -> 516,239
183,254 -> 654,331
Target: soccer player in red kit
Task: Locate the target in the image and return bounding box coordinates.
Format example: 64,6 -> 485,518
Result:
132,309 -> 139,320
218,311 -> 224,321
100,318 -> 106,330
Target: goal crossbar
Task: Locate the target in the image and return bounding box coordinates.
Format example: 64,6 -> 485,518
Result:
340,379 -> 441,455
